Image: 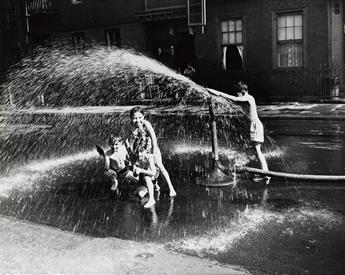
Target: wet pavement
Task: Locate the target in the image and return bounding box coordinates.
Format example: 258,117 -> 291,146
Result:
0,103 -> 345,274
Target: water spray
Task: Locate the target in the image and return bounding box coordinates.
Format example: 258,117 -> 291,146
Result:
196,100 -> 235,187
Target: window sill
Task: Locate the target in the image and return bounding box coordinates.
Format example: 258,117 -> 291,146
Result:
218,69 -> 246,74
272,67 -> 305,73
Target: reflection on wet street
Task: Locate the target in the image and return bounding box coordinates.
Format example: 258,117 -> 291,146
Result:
1,113 -> 345,274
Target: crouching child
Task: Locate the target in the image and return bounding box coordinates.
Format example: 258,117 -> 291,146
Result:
96,135 -> 138,192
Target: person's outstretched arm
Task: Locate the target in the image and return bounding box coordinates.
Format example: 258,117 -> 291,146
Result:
207,88 -> 249,102
207,88 -> 236,100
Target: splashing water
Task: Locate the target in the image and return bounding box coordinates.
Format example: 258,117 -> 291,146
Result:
170,206 -> 344,257
1,41 -> 233,109
1,42 -> 344,275
0,150 -> 96,197
0,42 -> 282,196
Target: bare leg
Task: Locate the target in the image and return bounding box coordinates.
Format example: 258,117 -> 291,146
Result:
254,143 -> 268,171
154,180 -> 160,191
158,164 -> 176,196
144,177 -> 156,208
154,152 -> 176,197
110,177 -> 118,191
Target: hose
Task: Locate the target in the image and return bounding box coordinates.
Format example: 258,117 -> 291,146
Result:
236,166 -> 345,182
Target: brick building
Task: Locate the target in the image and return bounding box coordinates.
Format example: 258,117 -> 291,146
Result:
138,0 -> 345,100
1,0 -> 344,101
0,0 -> 27,76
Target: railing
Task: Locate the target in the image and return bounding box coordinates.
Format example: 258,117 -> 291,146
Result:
200,65 -> 344,101
317,65 -> 343,99
27,0 -> 53,14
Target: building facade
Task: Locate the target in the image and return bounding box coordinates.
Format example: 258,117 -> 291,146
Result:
1,0 -> 344,101
0,0 -> 27,76
139,0 -> 344,101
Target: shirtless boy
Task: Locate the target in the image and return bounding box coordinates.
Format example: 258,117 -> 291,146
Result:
96,135 -> 138,192
208,81 -> 269,174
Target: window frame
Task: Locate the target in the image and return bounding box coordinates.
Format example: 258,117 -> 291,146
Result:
273,9 -> 306,70
219,15 -> 246,72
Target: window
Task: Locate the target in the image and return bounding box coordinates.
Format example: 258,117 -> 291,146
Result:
221,18 -> 244,71
105,28 -> 121,48
277,12 -> 303,67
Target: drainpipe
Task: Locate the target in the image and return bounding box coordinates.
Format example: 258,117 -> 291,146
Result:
24,0 -> 30,45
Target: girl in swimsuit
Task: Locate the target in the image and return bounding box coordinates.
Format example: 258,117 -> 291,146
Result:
126,107 -> 176,205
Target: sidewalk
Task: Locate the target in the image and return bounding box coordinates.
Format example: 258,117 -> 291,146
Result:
258,102 -> 345,120
0,216 -> 250,275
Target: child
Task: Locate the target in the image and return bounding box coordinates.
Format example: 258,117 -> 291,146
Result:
183,64 -> 196,79
208,82 -> 269,175
127,107 -> 177,197
96,135 -> 138,192
130,145 -> 159,208
125,123 -> 161,208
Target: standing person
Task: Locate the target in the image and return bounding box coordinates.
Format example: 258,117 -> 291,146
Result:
208,82 -> 269,174
127,107 -> 177,197
183,64 -> 196,80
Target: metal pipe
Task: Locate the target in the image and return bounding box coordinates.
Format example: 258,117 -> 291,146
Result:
195,100 -> 234,187
236,166 -> 345,182
24,0 -> 30,45
209,102 -> 218,161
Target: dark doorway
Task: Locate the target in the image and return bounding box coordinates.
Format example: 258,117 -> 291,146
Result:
149,23 -> 195,73
174,31 -> 195,73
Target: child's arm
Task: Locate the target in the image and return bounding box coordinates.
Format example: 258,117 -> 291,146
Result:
134,157 -> 157,177
144,120 -> 159,154
228,95 -> 250,102
207,88 -> 249,102
104,155 -> 111,170
125,138 -> 136,163
104,153 -> 117,178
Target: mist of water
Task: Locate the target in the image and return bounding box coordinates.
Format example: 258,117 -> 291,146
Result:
1,41 -> 234,109
0,41 -> 281,218
0,41 -> 280,174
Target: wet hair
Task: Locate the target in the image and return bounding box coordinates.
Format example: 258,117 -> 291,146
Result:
233,81 -> 248,94
130,106 -> 144,118
108,134 -> 122,147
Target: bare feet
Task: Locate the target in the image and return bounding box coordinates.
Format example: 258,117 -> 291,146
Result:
144,200 -> 156,208
169,189 -> 177,197
264,176 -> 271,185
110,178 -> 118,191
138,188 -> 148,198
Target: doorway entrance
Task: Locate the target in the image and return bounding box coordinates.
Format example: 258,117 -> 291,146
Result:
149,23 -> 195,73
